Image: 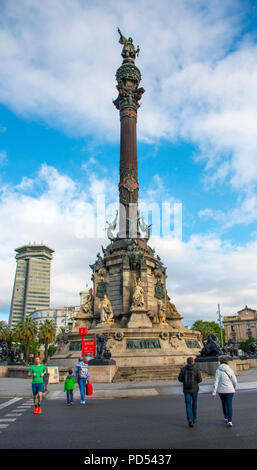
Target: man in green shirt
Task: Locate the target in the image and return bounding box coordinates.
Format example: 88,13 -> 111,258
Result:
28,357 -> 46,414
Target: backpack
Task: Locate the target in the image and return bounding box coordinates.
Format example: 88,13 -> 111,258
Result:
78,362 -> 88,379
184,367 -> 193,390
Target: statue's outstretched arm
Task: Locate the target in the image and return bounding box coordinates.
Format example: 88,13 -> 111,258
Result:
117,27 -> 126,44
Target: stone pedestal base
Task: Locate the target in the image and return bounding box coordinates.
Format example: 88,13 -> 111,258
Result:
49,328 -> 203,380
195,356 -> 233,376
127,310 -> 152,328
89,358 -> 116,366
88,364 -> 117,383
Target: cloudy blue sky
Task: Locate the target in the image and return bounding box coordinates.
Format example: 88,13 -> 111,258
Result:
1,0 -> 257,325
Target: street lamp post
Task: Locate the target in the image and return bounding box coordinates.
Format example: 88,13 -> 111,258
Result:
217,304 -> 224,347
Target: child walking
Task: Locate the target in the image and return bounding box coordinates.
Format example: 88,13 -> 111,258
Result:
64,369 -> 76,405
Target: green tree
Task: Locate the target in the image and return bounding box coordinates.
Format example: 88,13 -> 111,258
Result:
239,336 -> 256,352
38,319 -> 57,364
48,345 -> 58,357
14,317 -> 37,364
192,320 -> 225,344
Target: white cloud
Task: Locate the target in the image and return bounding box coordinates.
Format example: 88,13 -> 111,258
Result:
152,234 -> 257,321
15,176 -> 35,191
1,163 -> 257,324
0,0 -> 255,189
199,191 -> 257,229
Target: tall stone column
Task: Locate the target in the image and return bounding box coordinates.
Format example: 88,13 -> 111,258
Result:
113,29 -> 145,239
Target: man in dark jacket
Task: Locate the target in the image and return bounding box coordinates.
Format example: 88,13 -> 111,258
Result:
178,357 -> 202,427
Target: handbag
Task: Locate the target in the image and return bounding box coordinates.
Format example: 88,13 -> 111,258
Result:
86,381 -> 93,396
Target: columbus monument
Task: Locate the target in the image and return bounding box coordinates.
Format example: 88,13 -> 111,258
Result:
51,30 -> 202,381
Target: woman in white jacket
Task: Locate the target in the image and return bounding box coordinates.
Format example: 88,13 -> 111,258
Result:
212,357 -> 237,427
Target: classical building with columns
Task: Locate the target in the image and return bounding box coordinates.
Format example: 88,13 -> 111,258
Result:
223,306 -> 257,346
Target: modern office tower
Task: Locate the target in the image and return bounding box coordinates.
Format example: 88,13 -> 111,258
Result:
9,244 -> 54,327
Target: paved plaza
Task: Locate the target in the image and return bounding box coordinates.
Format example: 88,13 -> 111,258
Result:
0,369 -> 257,450
0,390 -> 257,450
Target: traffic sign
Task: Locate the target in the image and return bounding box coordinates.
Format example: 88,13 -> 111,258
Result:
79,328 -> 87,336
82,340 -> 96,356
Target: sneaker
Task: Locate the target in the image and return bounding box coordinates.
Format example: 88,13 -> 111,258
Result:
70,402 -> 73,405
81,401 -> 86,405
228,422 -> 233,427
224,418 -> 228,423
188,421 -> 194,427
37,407 -> 42,414
33,407 -> 38,414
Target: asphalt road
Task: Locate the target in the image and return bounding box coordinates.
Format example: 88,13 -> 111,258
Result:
0,391 -> 257,450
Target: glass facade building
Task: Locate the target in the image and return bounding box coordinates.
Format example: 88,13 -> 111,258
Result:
9,244 -> 54,327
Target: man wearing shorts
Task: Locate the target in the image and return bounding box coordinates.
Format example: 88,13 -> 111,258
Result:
28,357 -> 46,414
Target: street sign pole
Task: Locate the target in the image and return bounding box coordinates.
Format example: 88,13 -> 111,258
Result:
79,328 -> 88,361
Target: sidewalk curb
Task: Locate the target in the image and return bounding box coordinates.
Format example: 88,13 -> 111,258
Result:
0,392 -> 49,399
1,382 -> 257,400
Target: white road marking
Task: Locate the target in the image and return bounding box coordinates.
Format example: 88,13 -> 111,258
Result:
0,424 -> 9,429
5,413 -> 23,417
0,418 -> 16,422
0,397 -> 22,411
17,405 -> 32,408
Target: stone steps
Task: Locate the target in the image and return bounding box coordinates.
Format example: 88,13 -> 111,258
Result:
112,365 -> 183,383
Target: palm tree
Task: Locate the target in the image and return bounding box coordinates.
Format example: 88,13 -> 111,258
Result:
15,317 -> 37,364
58,326 -> 68,335
0,321 -> 13,345
38,319 -> 57,364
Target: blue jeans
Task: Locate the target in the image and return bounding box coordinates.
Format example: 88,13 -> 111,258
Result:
78,378 -> 87,402
66,390 -> 73,404
184,392 -> 198,422
219,393 -> 234,422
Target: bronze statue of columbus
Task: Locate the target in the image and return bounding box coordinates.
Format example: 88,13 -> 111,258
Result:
117,27 -> 140,60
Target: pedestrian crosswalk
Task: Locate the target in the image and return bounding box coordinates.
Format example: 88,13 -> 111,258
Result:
0,398 -> 34,433
0,418 -> 16,421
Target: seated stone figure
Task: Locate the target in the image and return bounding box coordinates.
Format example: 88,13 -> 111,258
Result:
98,294 -> 114,325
